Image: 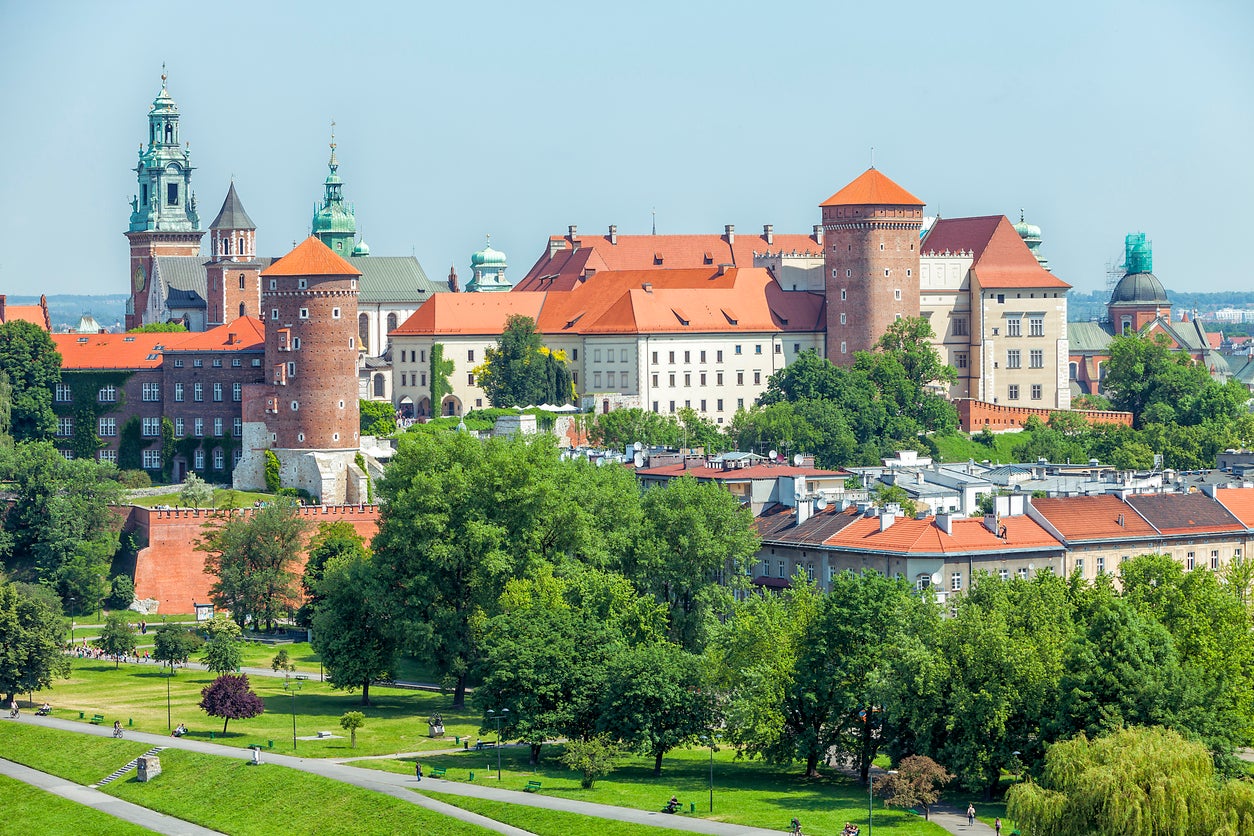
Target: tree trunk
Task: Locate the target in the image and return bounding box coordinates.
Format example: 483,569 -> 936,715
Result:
805,751 -> 820,778
529,742 -> 542,766
453,673 -> 467,708
653,750 -> 664,777
923,804 -> 930,821
361,680 -> 371,706
351,729 -> 357,748
223,717 -> 230,734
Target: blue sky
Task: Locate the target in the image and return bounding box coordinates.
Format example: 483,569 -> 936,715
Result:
3,0 -> 1251,296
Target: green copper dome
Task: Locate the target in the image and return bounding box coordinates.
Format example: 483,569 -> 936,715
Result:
352,238 -> 370,257
471,237 -> 507,267
311,127 -> 356,252
1110,271 -> 1169,306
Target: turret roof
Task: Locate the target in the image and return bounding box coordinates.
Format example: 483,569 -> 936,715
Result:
820,168 -> 924,207
262,236 -> 362,278
210,182 -> 256,230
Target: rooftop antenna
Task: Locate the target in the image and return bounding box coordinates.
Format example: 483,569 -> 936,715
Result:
161,63 -> 167,86
652,207 -> 656,235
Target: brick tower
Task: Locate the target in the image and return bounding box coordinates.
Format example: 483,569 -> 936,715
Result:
821,168 -> 925,364
206,182 -> 262,327
125,69 -> 204,329
234,237 -> 366,504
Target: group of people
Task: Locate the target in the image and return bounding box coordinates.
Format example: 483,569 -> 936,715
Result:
840,823 -> 860,836
172,723 -> 188,737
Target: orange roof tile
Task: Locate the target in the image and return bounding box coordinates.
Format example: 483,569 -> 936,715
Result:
166,317 -> 265,351
923,216 -> 1070,289
516,231 -> 823,292
1215,487 -> 1254,528
262,236 -> 362,278
820,168 -> 924,207
53,333 -> 173,370
1029,495 -> 1156,540
2,305 -> 51,330
390,293 -> 548,336
825,513 -> 1060,555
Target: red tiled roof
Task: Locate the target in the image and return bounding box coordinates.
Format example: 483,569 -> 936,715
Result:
2,304 -> 51,330
1215,487 -> 1254,528
516,231 -> 823,292
1029,495 -> 1156,540
638,463 -> 842,480
1207,332 -> 1223,349
825,513 -> 1060,555
53,333 -> 173,370
922,216 -> 1070,289
1123,492 -> 1244,535
166,317 -> 265,351
820,168 -> 924,207
390,293 -> 547,336
262,236 -> 362,278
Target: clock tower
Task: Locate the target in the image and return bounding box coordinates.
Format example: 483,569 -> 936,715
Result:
125,68 -> 204,329
311,126 -> 358,257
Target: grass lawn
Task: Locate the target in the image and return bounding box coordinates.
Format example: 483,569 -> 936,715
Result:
363,745 -> 948,835
424,791 -> 681,836
0,724 -> 493,836
0,722 -> 150,785
33,658 -> 488,756
125,488 -> 274,508
933,429 -> 1026,464
0,773 -> 156,835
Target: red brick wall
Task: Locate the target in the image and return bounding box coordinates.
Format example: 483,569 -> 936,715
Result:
956,398 -> 1133,432
128,504 -> 380,613
126,231 -> 204,330
823,204 -> 923,364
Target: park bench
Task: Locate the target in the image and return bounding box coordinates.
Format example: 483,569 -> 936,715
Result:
90,714 -> 105,725
524,780 -> 542,793
431,767 -> 447,778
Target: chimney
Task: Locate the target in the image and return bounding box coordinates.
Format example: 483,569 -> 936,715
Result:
763,224 -> 774,246
227,332 -> 237,345
608,224 -> 617,244
935,513 -> 954,535
717,264 -> 730,276
983,514 -> 1000,535
642,282 -> 653,294
725,224 -> 735,244
813,224 -> 824,246
879,512 -> 895,532
797,497 -> 813,526
568,224 -> 578,240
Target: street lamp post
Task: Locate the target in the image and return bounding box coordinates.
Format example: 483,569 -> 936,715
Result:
869,769 -> 898,836
166,663 -> 175,731
486,708 -> 509,780
285,675 -> 307,751
699,734 -> 717,812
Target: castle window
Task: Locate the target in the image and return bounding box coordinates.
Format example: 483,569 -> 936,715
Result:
238,274 -> 245,289
841,341 -> 847,354
194,418 -> 203,437
98,385 -> 116,403
174,383 -> 184,402
234,417 -> 242,436
332,433 -> 340,442
1031,384 -> 1043,400
239,237 -> 246,254
272,309 -> 279,320
287,362 -> 296,379
141,184 -> 148,205
213,448 -> 224,470
214,418 -> 223,437
174,418 -> 184,436
270,280 -> 277,291
1007,318 -> 1021,337
233,383 -> 241,402
100,449 -> 117,464
223,238 -> 232,256
142,383 -> 160,402
213,359 -> 222,368
167,183 -> 179,206
1008,384 -> 1020,400
294,338 -> 301,350
338,400 -> 345,409
468,349 -> 475,362
238,302 -> 246,318
894,289 -> 902,300
1030,350 -> 1044,368
332,308 -> 341,319
384,311 -> 398,333
1030,317 -> 1044,337
1007,349 -> 1021,369
840,288 -> 846,300
194,383 -> 203,402
194,449 -> 204,469
840,313 -> 847,325
298,279 -> 308,290
953,318 -> 968,337
291,401 -> 299,411
57,417 -> 72,436
213,383 -> 223,402
885,269 -> 891,277
955,352 -> 968,369
299,308 -> 309,319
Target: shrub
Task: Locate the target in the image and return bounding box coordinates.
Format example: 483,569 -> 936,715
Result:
560,735 -> 626,788
117,469 -> 153,489
106,574 -> 135,609
264,449 -> 281,492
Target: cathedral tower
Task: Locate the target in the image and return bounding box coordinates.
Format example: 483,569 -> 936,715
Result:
206,182 -> 261,327
311,128 -> 357,257
821,168 -> 925,364
125,69 -> 204,329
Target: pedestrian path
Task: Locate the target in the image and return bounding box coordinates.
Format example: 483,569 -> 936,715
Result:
926,804 -> 998,836
0,757 -> 223,836
15,714 -> 784,835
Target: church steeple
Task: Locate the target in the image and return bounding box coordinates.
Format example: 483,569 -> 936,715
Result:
311,122 -> 357,256
129,66 -> 200,233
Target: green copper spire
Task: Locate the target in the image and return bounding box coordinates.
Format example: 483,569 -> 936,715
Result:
311,121 -> 357,256
129,66 -> 200,233
467,235 -> 511,292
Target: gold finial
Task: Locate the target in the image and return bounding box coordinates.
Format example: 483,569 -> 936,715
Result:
330,119 -> 336,150
1020,208 -> 1026,223
161,63 -> 167,85
485,234 -> 491,247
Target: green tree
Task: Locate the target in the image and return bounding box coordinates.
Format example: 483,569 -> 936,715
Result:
560,734 -> 627,788
95,611 -> 136,668
270,648 -> 295,674
588,408 -> 681,450
339,711 -> 365,748
199,673 -> 264,734
310,550 -> 399,706
0,580 -> 70,702
1006,726 -> 1254,835
179,472 -> 213,509
106,574 -> 135,610
597,641 -> 713,776
198,502 -> 309,632
152,622 -> 199,668
871,483 -> 917,518
1103,332 -> 1246,427
263,449 -> 280,492
874,755 -> 952,821
626,475 -> 759,651
474,315 -> 573,407
359,399 -> 395,436
297,522 -> 369,628
874,315 -> 957,391
0,321 -> 60,441
200,613 -> 243,674
127,322 -> 188,333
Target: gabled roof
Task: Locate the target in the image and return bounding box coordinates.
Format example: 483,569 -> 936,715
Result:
209,182 -> 256,230
923,216 -> 1069,289
53,333 -> 173,370
390,292 -> 547,336
1068,321 -> 1115,354
515,230 -> 823,292
166,317 -> 265,352
262,236 -> 362,278
0,295 -> 50,331
1123,492 -> 1244,535
756,504 -> 863,544
155,256 -> 209,301
1030,495 -> 1156,541
1214,487 -> 1254,528
824,512 -> 1060,556
820,168 -> 923,207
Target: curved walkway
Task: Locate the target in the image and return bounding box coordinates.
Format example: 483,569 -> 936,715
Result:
0,757 -> 223,835
12,715 -> 780,835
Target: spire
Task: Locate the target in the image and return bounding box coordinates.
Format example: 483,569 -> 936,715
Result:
210,181 -> 256,230
312,125 -> 356,254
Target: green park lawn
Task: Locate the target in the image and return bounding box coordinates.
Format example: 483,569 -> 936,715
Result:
32,658 -> 484,756
125,488 -> 274,509
424,791 -> 686,836
0,724 -> 492,836
0,773 -> 156,835
933,429 -> 1025,464
373,745 -> 949,835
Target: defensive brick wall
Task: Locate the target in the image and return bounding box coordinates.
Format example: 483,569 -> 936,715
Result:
956,398 -> 1133,432
126,503 -> 380,613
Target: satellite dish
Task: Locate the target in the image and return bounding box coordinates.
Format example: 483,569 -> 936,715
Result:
633,441 -> 643,452
633,452 -> 644,468
768,450 -> 778,461
595,457 -> 605,467
793,453 -> 804,466
816,497 -> 829,510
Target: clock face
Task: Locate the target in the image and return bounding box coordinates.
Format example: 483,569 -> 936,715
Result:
133,266 -> 146,292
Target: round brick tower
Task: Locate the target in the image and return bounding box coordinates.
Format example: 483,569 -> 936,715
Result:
259,236 -> 361,450
821,168 -> 925,364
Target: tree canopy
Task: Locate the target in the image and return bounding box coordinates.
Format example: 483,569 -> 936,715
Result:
474,315 -> 573,407
198,502 -> 309,631
199,673 -> 264,734
0,321 -> 60,442
310,546 -> 399,706
0,580 -> 70,702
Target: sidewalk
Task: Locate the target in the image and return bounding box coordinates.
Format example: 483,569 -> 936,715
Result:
0,756 -> 224,836
926,804 -> 998,836
13,714 -> 784,835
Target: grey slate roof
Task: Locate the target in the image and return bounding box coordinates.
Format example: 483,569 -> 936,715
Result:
1068,321 -> 1114,353
209,182 -> 256,230
353,256 -> 447,303
166,287 -> 205,309
154,256 -> 208,301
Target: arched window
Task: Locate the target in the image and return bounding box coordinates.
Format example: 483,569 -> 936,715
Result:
238,273 -> 245,290
373,373 -> 385,398
164,122 -> 173,144
239,303 -> 246,317
386,312 -> 398,333
358,314 -> 370,352
223,237 -> 231,255
239,235 -> 247,255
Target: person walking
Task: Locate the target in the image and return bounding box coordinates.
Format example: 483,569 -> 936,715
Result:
967,804 -> 976,826
994,817 -> 1002,834
415,761 -> 422,782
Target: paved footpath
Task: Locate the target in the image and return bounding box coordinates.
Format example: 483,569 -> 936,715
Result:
10,715 -> 782,835
925,804 -> 998,836
0,756 -> 224,836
